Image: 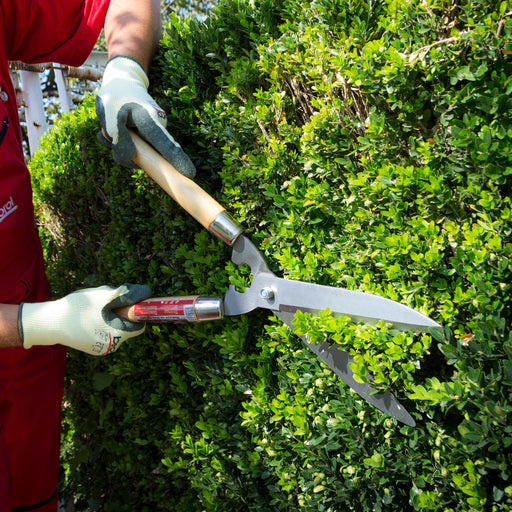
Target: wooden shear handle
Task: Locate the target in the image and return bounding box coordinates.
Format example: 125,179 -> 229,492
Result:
130,131 -> 243,245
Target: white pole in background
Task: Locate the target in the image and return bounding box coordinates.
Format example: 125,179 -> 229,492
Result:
19,70 -> 47,156
54,66 -> 71,113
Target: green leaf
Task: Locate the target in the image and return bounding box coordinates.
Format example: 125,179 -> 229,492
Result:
364,452 -> 385,469
92,372 -> 114,391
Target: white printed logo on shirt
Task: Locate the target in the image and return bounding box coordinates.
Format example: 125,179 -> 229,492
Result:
0,197 -> 17,224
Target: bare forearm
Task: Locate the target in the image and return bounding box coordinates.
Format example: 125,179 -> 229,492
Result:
104,0 -> 162,72
0,304 -> 22,348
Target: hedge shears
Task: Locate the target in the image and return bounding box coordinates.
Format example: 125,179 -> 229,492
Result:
116,132 -> 442,427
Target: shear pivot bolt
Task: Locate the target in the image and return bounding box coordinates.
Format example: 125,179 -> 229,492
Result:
260,287 -> 275,300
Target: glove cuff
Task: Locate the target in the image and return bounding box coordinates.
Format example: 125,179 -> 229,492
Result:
22,301 -> 61,349
18,302 -> 24,343
102,55 -> 149,89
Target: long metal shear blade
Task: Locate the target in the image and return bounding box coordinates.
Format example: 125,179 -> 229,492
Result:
224,236 -> 441,427
276,311 -> 416,427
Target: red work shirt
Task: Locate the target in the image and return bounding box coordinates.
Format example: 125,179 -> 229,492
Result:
0,0 -> 109,305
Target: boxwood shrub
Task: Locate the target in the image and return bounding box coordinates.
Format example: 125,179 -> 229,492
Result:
29,0 -> 511,510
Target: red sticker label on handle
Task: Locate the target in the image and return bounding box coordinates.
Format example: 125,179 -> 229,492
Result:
133,297 -> 196,322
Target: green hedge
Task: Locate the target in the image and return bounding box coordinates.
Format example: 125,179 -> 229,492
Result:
30,0 -> 511,510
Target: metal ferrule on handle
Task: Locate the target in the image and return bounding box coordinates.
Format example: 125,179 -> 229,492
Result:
209,211 -> 244,245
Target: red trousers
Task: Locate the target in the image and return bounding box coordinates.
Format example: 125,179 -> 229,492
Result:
0,239 -> 65,512
0,345 -> 66,512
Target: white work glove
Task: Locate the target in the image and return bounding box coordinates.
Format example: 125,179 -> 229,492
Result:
20,284 -> 152,356
95,55 -> 196,178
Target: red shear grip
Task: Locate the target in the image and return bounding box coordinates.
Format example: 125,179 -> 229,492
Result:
133,297 -> 197,322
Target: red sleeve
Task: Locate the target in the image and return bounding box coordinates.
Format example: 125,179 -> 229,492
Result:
1,0 -> 110,66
